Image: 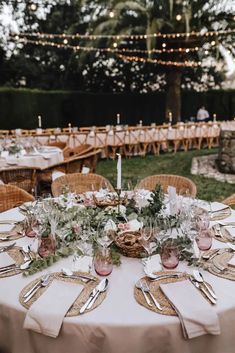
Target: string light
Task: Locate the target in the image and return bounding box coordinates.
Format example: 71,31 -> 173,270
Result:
12,37 -> 215,56
117,54 -> 201,68
11,28 -> 235,41
12,37 -> 202,67
109,11 -> 115,18
176,14 -> 182,21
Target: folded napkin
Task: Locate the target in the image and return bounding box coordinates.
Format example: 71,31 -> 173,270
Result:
168,186 -> 177,199
0,252 -> 15,267
52,170 -> 65,181
228,255 -> 235,267
143,254 -> 162,275
224,227 -> 235,239
24,280 -> 83,338
0,224 -> 15,233
209,202 -> 229,213
72,255 -> 93,273
81,166 -> 90,174
160,280 -> 220,339
193,239 -> 200,259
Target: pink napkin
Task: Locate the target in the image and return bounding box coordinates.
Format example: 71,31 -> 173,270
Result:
160,279 -> 220,339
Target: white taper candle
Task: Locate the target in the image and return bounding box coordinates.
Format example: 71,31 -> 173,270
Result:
116,153 -> 122,189
117,114 -> 120,125
38,115 -> 42,128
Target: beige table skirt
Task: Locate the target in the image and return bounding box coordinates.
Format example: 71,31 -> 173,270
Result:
0,207 -> 235,353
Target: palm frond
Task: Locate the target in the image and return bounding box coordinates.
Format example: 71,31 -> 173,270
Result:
113,1 -> 147,15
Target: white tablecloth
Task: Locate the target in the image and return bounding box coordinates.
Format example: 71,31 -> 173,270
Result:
0,147 -> 64,170
0,206 -> 235,353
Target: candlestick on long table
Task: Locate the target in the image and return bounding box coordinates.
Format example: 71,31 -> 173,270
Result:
38,115 -> 42,128
117,113 -> 120,125
116,153 -> 122,213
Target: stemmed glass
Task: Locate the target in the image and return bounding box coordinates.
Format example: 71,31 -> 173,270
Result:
94,220 -> 114,276
140,219 -> 157,260
76,220 -> 94,256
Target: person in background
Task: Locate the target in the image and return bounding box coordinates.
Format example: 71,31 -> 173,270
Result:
196,106 -> 210,122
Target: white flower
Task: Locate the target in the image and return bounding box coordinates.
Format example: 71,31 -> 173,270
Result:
127,219 -> 142,231
104,219 -> 117,232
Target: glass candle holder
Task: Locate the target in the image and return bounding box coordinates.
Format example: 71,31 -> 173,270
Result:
94,247 -> 113,276
160,242 -> 179,269
196,229 -> 212,251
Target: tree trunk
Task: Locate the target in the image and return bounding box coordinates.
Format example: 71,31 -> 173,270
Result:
165,70 -> 182,123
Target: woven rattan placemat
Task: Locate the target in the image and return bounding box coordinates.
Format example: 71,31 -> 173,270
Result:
210,208 -> 232,221
134,272 -> 188,316
0,223 -> 24,242
19,272 -> 106,316
207,250 -> 235,280
0,247 -> 24,278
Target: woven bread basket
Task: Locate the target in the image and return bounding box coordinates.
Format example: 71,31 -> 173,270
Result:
93,194 -> 128,208
114,231 -> 145,258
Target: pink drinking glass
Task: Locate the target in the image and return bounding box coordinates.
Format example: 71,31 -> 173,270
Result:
94,247 -> 113,276
160,242 -> 179,269
196,229 -> 212,251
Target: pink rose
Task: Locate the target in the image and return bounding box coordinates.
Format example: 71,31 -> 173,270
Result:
73,224 -> 81,235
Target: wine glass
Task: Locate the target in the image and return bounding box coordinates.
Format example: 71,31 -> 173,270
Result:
140,219 -> 156,259
96,221 -> 114,248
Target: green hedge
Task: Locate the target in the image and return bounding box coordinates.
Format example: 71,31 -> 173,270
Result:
0,87 -> 234,129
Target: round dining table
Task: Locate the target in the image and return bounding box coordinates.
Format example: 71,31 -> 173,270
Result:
0,147 -> 64,170
0,205 -> 235,353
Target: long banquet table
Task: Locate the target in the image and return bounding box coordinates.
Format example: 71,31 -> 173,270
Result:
0,147 -> 64,170
1,206 -> 235,353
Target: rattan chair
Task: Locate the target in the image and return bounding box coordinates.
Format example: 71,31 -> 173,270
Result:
135,174 -> 197,197
72,144 -> 94,156
222,194 -> 235,206
48,141 -> 67,150
0,185 -> 35,213
0,168 -> 37,195
51,173 -> 115,197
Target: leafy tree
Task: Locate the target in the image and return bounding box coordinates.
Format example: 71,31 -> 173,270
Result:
83,0 -> 235,121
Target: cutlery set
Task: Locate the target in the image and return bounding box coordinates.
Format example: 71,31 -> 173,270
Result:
22,272 -> 108,312
0,259 -> 32,274
135,279 -> 163,310
80,278 -> 108,313
190,270 -> 217,305
23,274 -> 51,303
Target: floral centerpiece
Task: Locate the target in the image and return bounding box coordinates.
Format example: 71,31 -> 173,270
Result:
3,139 -> 23,155
21,186 -> 197,276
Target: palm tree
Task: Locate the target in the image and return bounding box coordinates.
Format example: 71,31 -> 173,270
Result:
83,0 -> 235,122
83,0 -> 196,122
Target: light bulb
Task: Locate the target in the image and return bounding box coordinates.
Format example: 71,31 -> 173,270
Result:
109,11 -> 114,18
176,14 -> 182,21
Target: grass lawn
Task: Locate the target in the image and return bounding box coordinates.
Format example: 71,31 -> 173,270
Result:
96,148 -> 235,202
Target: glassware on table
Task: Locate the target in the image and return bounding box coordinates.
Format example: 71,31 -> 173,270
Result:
38,234 -> 56,257
93,247 -> 113,276
23,216 -> 37,238
160,241 -> 179,269
195,209 -> 210,232
196,229 -> 212,251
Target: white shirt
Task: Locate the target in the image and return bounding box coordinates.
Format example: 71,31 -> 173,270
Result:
197,108 -> 209,121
